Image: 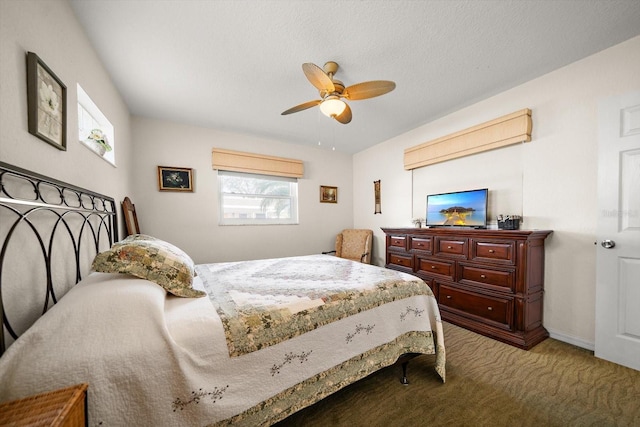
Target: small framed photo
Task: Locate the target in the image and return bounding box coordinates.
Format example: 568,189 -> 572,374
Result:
320,185 -> 338,203
158,166 -> 194,192
27,52 -> 67,150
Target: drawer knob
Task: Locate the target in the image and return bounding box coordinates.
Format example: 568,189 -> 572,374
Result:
447,245 -> 453,249
431,265 -> 436,269
480,274 -> 486,279
487,306 -> 493,311
488,249 -> 495,253
446,295 -> 452,299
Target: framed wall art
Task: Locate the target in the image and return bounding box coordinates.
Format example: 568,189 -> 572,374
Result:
374,180 -> 381,214
158,166 -> 194,192
320,185 -> 337,203
27,52 -> 67,150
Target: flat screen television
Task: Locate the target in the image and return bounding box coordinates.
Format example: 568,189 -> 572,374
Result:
426,188 -> 488,228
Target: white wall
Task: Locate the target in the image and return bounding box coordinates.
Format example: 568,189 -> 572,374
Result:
412,144 -> 524,226
131,116 -> 353,264
0,0 -> 132,211
0,0 -> 133,340
353,36 -> 640,349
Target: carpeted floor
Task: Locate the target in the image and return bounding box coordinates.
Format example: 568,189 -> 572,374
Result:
274,322 -> 640,427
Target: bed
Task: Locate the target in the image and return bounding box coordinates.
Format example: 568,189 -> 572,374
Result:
0,162 -> 445,426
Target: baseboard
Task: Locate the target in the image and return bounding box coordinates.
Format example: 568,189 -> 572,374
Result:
546,327 -> 595,351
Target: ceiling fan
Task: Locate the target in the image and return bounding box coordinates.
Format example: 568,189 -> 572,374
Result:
281,61 -> 396,124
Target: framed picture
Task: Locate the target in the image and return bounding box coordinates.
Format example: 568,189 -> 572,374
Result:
158,166 -> 194,192
27,52 -> 66,150
320,185 -> 338,203
374,180 -> 381,214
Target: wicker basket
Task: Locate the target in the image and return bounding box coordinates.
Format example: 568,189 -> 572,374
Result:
0,383 -> 88,426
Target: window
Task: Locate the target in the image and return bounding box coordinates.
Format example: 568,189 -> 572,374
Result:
218,171 -> 298,225
77,84 -> 115,165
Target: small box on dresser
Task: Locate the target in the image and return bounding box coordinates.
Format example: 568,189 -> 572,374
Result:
382,227 -> 553,349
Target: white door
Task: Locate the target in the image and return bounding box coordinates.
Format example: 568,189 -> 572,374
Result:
595,91 -> 640,371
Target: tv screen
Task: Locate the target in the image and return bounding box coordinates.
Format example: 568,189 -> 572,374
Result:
426,188 -> 488,227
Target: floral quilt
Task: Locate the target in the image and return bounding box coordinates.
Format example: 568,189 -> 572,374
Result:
196,254 -> 441,357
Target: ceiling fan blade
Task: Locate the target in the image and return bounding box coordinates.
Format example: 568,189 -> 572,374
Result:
344,80 -> 396,100
302,63 -> 335,93
334,103 -> 352,124
281,100 -> 321,115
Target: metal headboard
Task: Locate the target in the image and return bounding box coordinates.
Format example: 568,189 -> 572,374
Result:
0,161 -> 118,356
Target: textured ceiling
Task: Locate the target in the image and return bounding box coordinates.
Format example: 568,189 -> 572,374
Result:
69,0 -> 640,154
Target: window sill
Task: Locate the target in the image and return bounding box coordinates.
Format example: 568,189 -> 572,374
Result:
80,140 -> 116,167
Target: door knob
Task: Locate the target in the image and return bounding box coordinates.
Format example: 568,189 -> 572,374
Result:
601,240 -> 616,249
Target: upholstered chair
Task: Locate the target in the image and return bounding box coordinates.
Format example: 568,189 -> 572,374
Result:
324,229 -> 373,264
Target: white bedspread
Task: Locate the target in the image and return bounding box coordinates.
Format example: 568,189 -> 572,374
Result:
0,256 -> 444,426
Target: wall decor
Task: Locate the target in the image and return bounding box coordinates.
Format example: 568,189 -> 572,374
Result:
158,166 -> 194,192
374,180 -> 381,214
26,52 -> 67,150
320,185 -> 337,203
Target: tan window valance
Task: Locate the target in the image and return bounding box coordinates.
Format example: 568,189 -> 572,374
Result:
404,109 -> 532,170
212,148 -> 304,178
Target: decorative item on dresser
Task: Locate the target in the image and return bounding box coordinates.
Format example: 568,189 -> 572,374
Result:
382,227 -> 553,349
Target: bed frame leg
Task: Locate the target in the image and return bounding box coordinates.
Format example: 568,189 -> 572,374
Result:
401,361 -> 410,385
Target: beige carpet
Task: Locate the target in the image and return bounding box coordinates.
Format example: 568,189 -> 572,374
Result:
275,322 -> 640,427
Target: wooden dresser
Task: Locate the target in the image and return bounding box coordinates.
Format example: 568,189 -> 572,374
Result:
382,227 -> 553,349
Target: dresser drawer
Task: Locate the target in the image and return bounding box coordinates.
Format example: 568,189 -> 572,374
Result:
471,239 -> 516,265
410,236 -> 432,252
388,253 -> 413,269
388,235 -> 407,249
438,284 -> 513,329
435,237 -> 467,258
458,263 -> 516,293
416,257 -> 455,280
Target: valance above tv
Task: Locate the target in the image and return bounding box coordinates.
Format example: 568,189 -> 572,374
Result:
404,109 -> 532,170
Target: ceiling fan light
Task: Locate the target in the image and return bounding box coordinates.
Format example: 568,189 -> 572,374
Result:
320,96 -> 346,117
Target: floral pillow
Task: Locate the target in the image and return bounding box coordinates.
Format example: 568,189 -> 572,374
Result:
122,233 -> 159,242
92,236 -> 205,298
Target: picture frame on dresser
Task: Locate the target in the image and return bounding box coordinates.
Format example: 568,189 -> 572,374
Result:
26,52 -> 67,150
